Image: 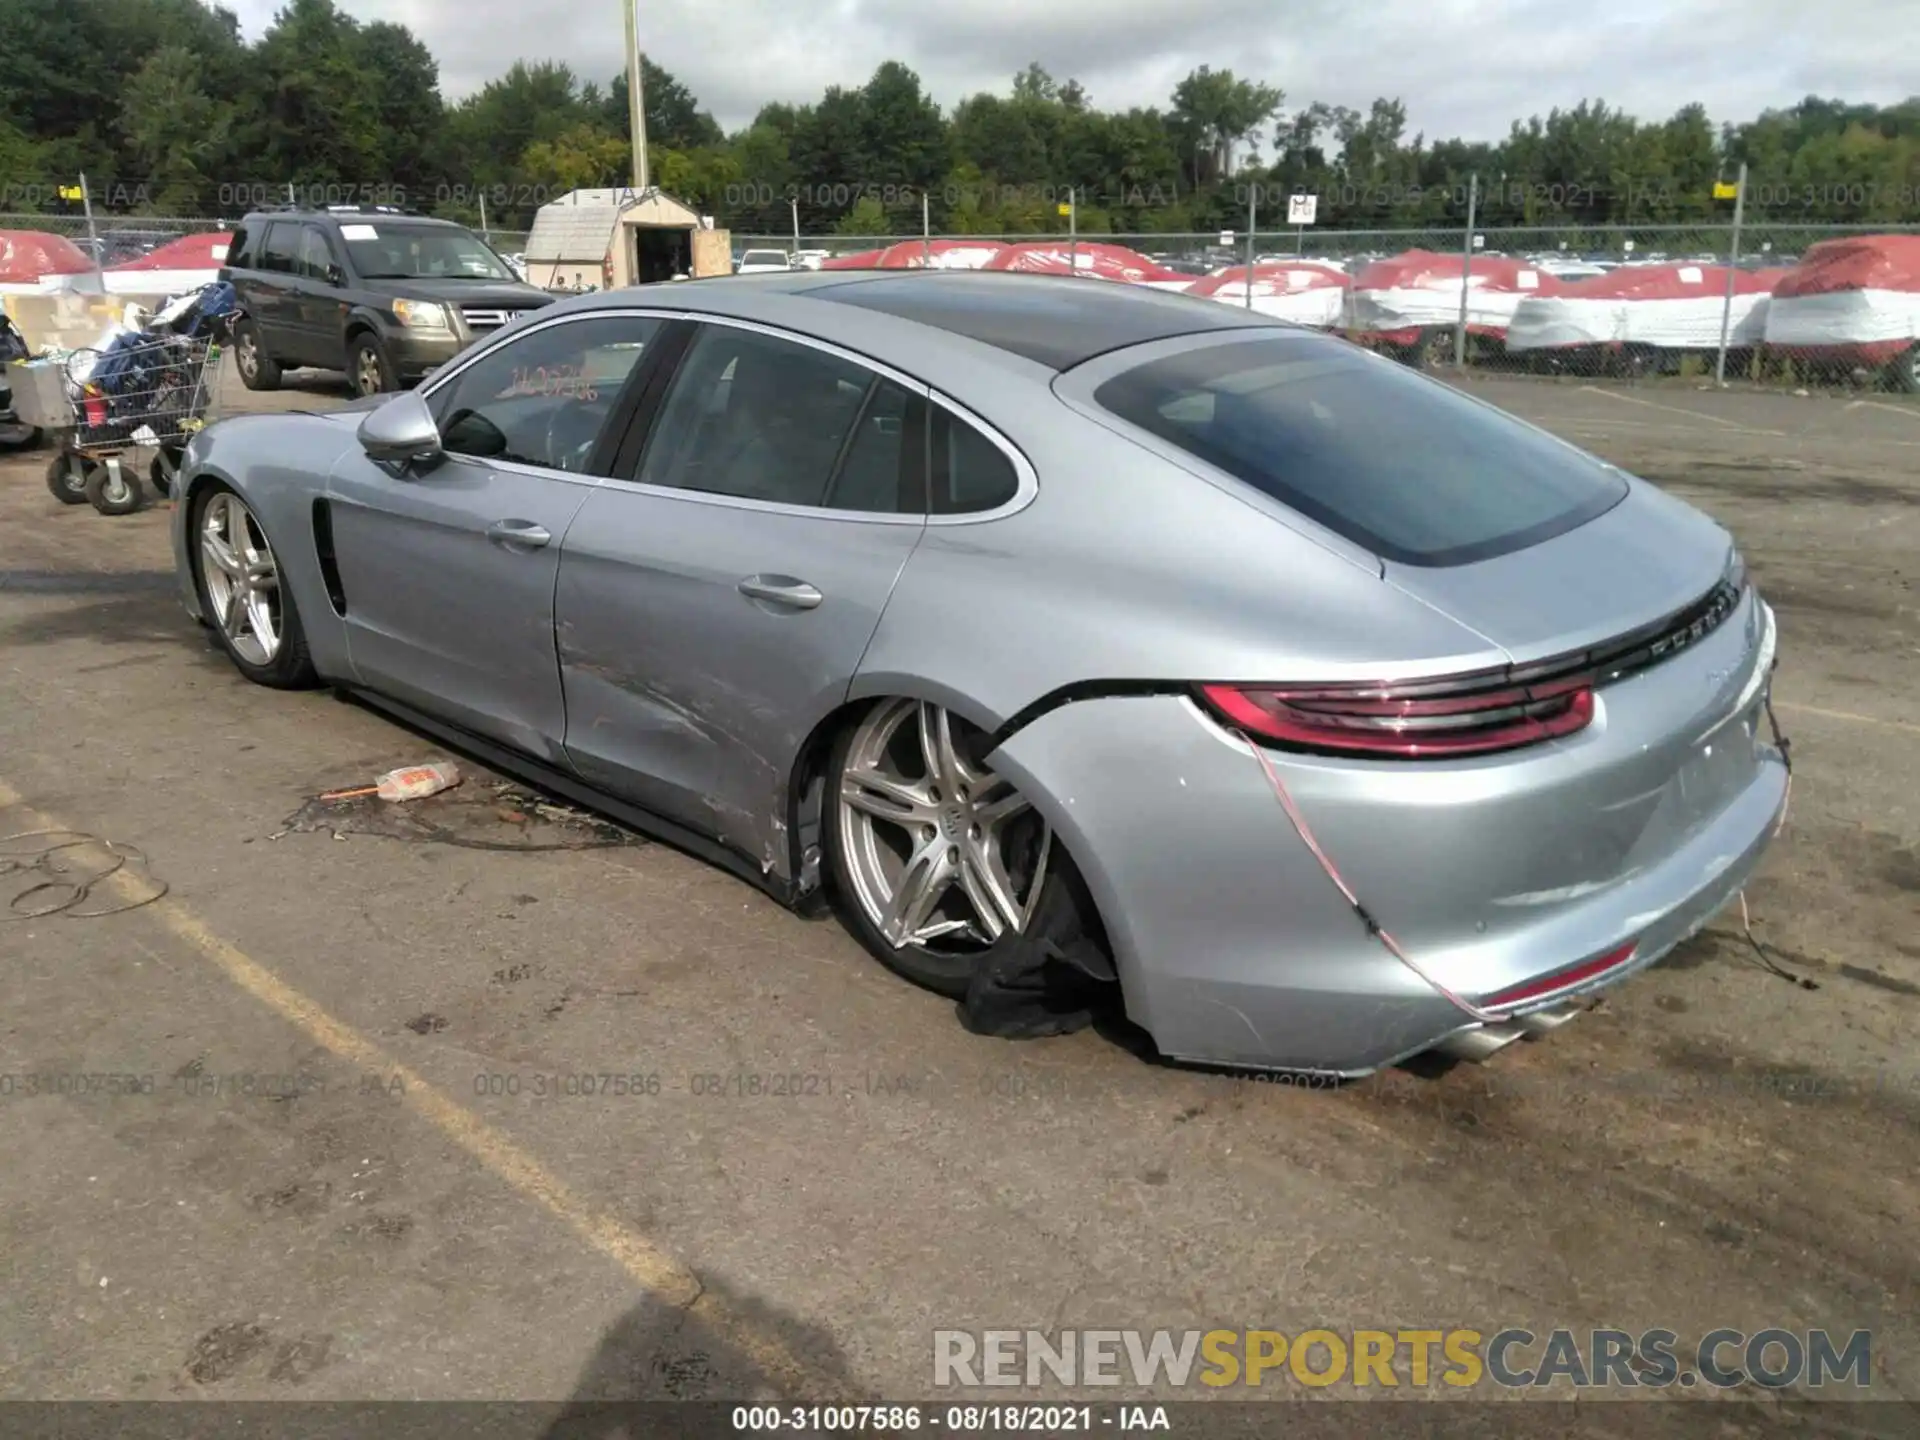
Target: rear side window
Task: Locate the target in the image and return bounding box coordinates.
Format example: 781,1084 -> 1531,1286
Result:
226,226 -> 254,268
931,409 -> 1019,515
1092,337 -> 1629,566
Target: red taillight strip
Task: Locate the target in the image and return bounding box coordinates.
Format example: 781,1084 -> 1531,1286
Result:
1198,683 -> 1595,758
1194,576 -> 1746,761
1481,940 -> 1639,1011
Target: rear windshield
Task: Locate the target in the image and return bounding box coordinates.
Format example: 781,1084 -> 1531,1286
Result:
1092,337 -> 1628,566
741,250 -> 789,266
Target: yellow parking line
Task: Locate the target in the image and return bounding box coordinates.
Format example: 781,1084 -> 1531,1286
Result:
0,777 -> 839,1400
1845,399 -> 1920,421
1576,386 -> 1748,430
1773,701 -> 1920,737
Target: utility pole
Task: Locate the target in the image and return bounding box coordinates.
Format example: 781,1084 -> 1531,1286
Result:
1714,161 -> 1749,386
623,0 -> 649,193
1454,172 -> 1479,369
79,173 -> 101,280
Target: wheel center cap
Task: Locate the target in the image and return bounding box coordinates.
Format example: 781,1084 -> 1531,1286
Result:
939,806 -> 965,840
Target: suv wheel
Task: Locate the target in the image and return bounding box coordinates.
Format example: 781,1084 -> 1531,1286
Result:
234,320 -> 281,392
350,335 -> 396,397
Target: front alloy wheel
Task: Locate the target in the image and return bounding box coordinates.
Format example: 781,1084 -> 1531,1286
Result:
200,490 -> 284,666
834,698 -> 1052,963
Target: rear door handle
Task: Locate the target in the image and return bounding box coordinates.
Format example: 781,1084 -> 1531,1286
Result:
737,575 -> 823,610
486,519 -> 551,549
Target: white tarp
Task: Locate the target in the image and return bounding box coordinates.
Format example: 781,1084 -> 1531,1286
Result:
1764,289 -> 1920,348
1348,281 -> 1528,334
1762,236 -> 1920,356
1194,283 -> 1346,328
1508,293 -> 1774,351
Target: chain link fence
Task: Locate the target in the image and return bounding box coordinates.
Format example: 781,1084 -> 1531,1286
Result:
0,212 -> 535,278
8,211 -> 1918,392
737,222 -> 1920,393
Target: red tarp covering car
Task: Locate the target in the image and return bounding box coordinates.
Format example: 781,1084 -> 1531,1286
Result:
1764,235 -> 1920,372
1507,263 -> 1789,353
983,242 -> 1192,287
0,229 -> 96,291
103,231 -> 233,295
1185,261 -> 1352,327
1349,250 -> 1559,345
820,249 -> 888,270
865,239 -> 1009,269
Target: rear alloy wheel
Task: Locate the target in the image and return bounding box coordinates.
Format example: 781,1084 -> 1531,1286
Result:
192,484 -> 317,688
827,697 -> 1056,996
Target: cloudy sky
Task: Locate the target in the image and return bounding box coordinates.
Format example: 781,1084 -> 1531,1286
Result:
229,0 -> 1915,141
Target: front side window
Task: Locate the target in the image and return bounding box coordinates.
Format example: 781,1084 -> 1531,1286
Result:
258,224 -> 301,274
1091,335 -> 1629,566
343,223 -> 515,282
636,325 -> 922,513
426,316 -> 661,473
297,227 -> 337,280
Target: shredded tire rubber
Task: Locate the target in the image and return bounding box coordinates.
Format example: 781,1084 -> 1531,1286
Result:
957,874 -> 1118,1039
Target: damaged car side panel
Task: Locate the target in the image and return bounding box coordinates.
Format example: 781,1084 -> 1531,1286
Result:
985,644 -> 1787,1076
553,489 -> 926,878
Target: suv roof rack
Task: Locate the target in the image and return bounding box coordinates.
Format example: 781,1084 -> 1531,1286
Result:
252,202 -> 424,218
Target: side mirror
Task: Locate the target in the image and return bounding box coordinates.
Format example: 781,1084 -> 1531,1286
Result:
326,265 -> 347,287
357,391 -> 443,468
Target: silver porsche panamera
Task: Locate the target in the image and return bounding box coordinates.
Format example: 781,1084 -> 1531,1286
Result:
171,271 -> 1788,1076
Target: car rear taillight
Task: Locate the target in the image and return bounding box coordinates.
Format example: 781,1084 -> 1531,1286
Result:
1197,672 -> 1595,759
1481,939 -> 1639,1011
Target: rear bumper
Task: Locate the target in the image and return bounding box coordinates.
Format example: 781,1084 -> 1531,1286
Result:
987,652 -> 1788,1077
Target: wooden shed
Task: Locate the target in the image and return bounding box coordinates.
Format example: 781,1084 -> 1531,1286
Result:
525,186 -> 729,290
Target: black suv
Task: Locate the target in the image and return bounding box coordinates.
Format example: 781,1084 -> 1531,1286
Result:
221,206 -> 555,396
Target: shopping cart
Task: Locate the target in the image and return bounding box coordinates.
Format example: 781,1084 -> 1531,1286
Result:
19,329 -> 226,515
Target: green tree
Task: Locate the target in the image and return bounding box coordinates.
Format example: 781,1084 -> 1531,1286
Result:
118,45 -> 232,211
245,0 -> 387,188
1169,67 -> 1282,187
606,59 -> 724,151
520,123 -> 629,192
358,21 -> 443,194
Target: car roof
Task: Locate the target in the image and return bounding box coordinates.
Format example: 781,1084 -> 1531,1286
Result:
561,270 -> 1275,373
240,211 -> 465,231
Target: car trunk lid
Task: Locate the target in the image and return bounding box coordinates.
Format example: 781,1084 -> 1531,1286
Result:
1382,476 -> 1735,665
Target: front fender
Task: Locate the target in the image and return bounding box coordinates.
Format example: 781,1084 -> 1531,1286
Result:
173,412 -> 361,679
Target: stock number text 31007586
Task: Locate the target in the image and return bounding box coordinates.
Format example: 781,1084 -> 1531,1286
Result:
729,1406 -> 1128,1432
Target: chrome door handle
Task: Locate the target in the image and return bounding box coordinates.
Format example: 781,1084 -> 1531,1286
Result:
487,519 -> 551,549
737,576 -> 823,609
